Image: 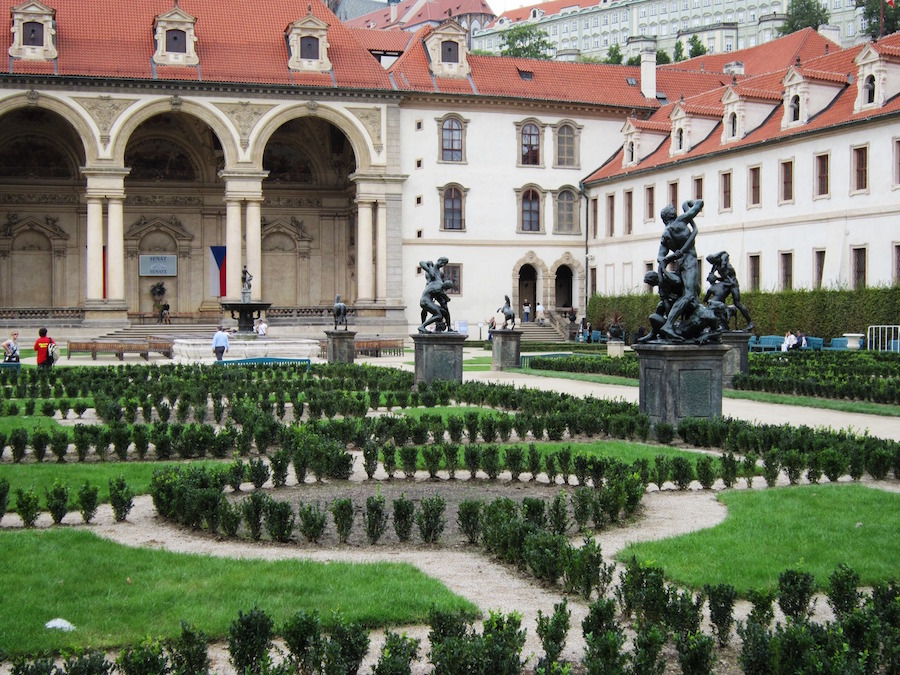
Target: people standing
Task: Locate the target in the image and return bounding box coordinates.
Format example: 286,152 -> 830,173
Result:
212,326 -> 230,361
523,301 -> 531,323
536,302 -> 545,326
34,327 -> 56,368
2,331 -> 20,362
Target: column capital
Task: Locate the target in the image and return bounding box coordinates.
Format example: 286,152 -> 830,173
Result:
81,165 -> 129,198
219,169 -> 269,201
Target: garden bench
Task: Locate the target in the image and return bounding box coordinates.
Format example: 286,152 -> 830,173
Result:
801,337 -> 824,350
67,339 -> 150,361
749,335 -> 783,352
588,331 -> 608,344
355,339 -> 404,357
519,353 -> 571,368
0,361 -> 20,372
215,357 -> 310,371
824,337 -> 849,351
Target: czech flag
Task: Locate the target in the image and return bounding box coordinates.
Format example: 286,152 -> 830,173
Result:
209,246 -> 226,296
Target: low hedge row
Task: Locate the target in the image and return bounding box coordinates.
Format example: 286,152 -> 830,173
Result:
529,354 -> 640,378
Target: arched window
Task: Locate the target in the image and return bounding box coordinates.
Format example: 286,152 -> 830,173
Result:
555,189 -> 578,234
676,128 -> 684,150
627,141 -> 635,162
441,117 -> 463,162
521,188 -> 541,231
441,185 -> 465,230
521,123 -> 540,165
729,112 -> 737,137
789,94 -> 800,122
864,74 -> 875,104
556,124 -> 576,166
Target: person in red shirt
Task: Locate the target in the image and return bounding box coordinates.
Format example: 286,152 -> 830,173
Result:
34,327 -> 56,368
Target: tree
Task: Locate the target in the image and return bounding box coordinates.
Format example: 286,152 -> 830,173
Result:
656,49 -> 672,64
673,40 -> 686,62
626,54 -> 641,66
499,24 -> 555,59
687,34 -> 707,58
778,0 -> 830,34
856,0 -> 900,38
604,43 -> 624,64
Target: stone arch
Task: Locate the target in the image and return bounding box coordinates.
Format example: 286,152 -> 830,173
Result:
0,92 -> 99,163
549,252 -> 585,312
261,216 -> 314,306
249,103 -> 375,173
109,97 -> 240,169
0,215 -> 70,307
511,250 -> 550,316
124,215 -> 194,313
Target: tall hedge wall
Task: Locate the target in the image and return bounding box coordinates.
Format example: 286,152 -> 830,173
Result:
587,286 -> 900,340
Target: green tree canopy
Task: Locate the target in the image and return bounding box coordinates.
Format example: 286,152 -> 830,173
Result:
856,0 -> 900,38
687,34 -> 707,58
626,54 -> 641,66
604,43 -> 624,64
499,24 -> 555,59
673,40 -> 686,62
656,48 -> 672,64
778,0 -> 830,34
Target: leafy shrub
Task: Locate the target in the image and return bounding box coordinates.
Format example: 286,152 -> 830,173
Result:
442,443 -> 459,479
362,440 -> 379,479
264,499 -> 295,543
667,588 -> 704,636
652,454 -> 671,490
416,495 -> 446,543
736,620 -> 773,675
464,444 -> 481,478
655,421 -> 676,444
505,445 -> 524,481
523,530 -> 568,584
9,428 -> 28,463
364,493 -> 388,544
241,491 -> 269,541
422,445 -> 442,479
705,583 -> 737,647
269,448 -> 291,488
457,499 -> 483,544
482,610 -> 527,675
248,457 -> 271,490
777,568 -> 817,621
50,429 -> 69,463
720,452 -> 739,488
572,487 -> 594,530
331,497 -> 354,544
557,446 -> 573,485
536,599 -> 570,672
117,638 -> 168,675
16,487 -> 40,527
573,454 -> 590,486
564,536 -> 614,600
394,494 -> 416,543
675,631 -> 716,675
220,500 -> 241,537
630,621 -> 668,675
325,614 -> 370,675
10,656 -> 57,675
695,455 -> 717,490
63,650 -> 114,675
482,445 -> 501,480
548,491 -> 568,536
226,458 -> 246,492
821,447 -> 846,483
0,476 -> 9,522
282,609 -> 324,674
382,444 -> 397,479
827,562 -> 861,620
762,450 -> 781,487
372,631 -> 420,675
671,456 -> 694,490
522,497 -> 547,529
400,445 -> 418,479
45,479 -> 69,525
109,475 -> 134,522
30,428 -> 49,462
742,451 -> 758,488
298,502 -> 327,543
526,443 -> 543,481
544,452 -> 559,485
746,588 -> 776,628
806,450 -> 823,484
228,605 -> 274,675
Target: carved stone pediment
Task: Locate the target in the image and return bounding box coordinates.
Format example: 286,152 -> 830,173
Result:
125,215 -> 194,242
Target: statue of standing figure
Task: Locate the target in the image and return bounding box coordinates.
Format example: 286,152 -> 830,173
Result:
241,266 -> 253,303
418,257 -> 455,333
704,251 -> 754,331
655,199 -> 703,342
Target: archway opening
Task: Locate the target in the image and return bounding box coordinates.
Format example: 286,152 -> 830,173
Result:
554,265 -> 574,311
518,264 -> 537,321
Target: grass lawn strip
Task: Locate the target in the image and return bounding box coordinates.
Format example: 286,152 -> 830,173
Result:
619,483 -> 900,594
0,528 -> 475,657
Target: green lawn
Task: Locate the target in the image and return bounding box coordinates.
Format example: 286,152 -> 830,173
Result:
619,483 -> 900,594
0,529 -> 476,657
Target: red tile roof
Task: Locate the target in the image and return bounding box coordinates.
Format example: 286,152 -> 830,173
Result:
585,31 -> 900,185
350,27 -> 415,52
346,0 -> 493,30
486,0 -> 595,29
1,0 -> 393,89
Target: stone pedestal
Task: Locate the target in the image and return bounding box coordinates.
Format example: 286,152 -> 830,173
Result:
607,340 -> 625,358
412,332 -> 467,385
326,330 -> 356,364
633,342 -> 730,427
720,331 -> 751,387
491,329 -> 523,370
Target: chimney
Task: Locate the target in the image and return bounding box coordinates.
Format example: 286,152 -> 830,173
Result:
390,1 -> 398,23
641,45 -> 656,99
817,24 -> 841,46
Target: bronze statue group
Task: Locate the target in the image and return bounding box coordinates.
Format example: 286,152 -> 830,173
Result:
640,199 -> 753,345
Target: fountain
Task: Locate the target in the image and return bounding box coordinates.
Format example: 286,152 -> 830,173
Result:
219,266 -> 271,334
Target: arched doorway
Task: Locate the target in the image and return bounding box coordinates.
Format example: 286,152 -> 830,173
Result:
554,265 -> 574,310
518,264 -> 537,319
261,117 -> 357,307
0,107 -> 85,308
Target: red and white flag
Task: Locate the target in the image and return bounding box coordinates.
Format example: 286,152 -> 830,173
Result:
889,0 -> 895,9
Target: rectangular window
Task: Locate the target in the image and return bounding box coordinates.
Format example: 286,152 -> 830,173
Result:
814,249 -> 825,289
444,263 -> 462,294
852,247 -> 866,289
590,266 -> 597,296
693,176 -> 703,200
645,185 -> 655,221
668,181 -> 678,207
748,253 -> 760,291
815,153 -> 830,197
606,194 -> 615,237
780,160 -> 794,202
895,139 -> 900,187
852,146 -> 868,192
624,190 -> 633,235
780,251 -> 793,290
591,198 -> 598,239
721,171 -> 732,210
749,166 -> 761,206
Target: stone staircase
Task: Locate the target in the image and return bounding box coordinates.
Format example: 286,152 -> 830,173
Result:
97,324 -> 220,341
516,320 -> 569,344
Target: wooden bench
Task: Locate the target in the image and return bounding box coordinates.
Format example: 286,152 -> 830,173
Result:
67,338 -> 174,361
355,339 -> 405,357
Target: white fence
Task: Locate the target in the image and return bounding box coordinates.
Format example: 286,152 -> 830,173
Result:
866,325 -> 900,352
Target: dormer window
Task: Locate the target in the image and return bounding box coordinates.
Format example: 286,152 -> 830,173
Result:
789,95 -> 800,122
9,1 -> 57,61
425,20 -> 470,78
864,75 -> 875,104
287,12 -> 332,72
153,6 -> 199,66
676,128 -> 684,150
627,141 -> 635,163
728,112 -> 737,137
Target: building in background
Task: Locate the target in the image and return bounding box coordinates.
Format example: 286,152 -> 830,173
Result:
345,0 -> 497,47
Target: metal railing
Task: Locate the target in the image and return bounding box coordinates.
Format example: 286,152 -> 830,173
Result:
866,325 -> 900,352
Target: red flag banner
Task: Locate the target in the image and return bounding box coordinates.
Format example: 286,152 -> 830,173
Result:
889,0 -> 895,9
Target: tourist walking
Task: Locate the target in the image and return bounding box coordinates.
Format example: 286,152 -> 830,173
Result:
34,327 -> 56,368
2,330 -> 20,362
212,326 -> 230,361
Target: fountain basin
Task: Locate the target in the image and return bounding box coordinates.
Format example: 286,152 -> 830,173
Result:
173,337 -> 320,363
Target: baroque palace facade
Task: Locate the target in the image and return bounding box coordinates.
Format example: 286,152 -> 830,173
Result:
1,0 -> 897,335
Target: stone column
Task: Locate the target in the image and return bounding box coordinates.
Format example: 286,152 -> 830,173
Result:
356,200 -> 374,302
412,332 -> 468,385
85,197 -> 104,302
375,200 -> 387,301
245,199 -> 262,302
225,199 -> 243,303
491,329 -> 523,370
106,197 -> 125,302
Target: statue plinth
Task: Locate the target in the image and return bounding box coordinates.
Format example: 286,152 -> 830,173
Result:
633,342 -> 729,427
412,332 -> 467,385
607,340 -> 625,358
491,329 -> 523,370
325,330 -> 356,364
720,331 -> 751,387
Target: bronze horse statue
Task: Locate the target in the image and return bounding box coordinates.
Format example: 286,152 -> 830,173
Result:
333,294 -> 348,330
497,295 -> 516,329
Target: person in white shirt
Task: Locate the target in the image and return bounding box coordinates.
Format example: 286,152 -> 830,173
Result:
256,318 -> 268,336
536,302 -> 545,326
782,330 -> 797,352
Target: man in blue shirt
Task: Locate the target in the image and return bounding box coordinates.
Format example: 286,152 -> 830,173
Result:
212,326 -> 230,361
